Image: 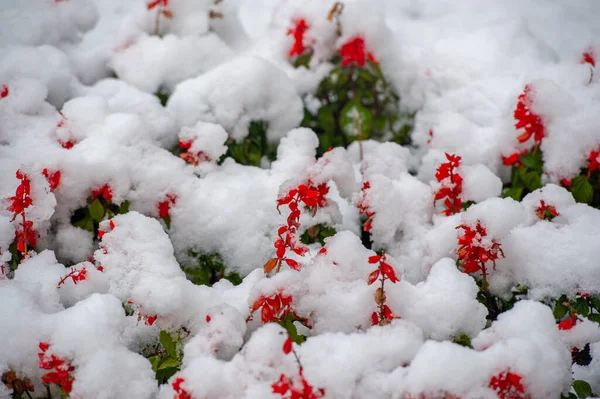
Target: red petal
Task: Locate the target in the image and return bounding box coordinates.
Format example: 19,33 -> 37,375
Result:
282,337 -> 293,354
367,269 -> 380,285
368,255 -> 381,264
284,258 -> 301,271
381,263 -> 399,283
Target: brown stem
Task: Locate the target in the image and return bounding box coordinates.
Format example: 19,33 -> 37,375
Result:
154,4 -> 162,36
354,108 -> 364,163
46,385 -> 52,399
21,212 -> 27,255
378,266 -> 386,324
24,390 -> 33,399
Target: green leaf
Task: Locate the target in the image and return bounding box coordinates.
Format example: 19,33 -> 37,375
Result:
157,356 -> 180,371
575,298 -> 590,317
293,52 -> 312,69
573,380 -> 592,398
503,187 -> 523,201
339,101 -> 373,139
119,200 -> 130,214
571,176 -> 594,204
159,330 -> 178,359
587,313 -> 600,324
156,366 -> 179,384
148,355 -> 161,372
89,199 -> 105,222
317,106 -> 336,134
452,333 -> 473,348
553,301 -> 568,319
519,169 -> 542,191
591,297 -> 600,312
520,151 -> 543,171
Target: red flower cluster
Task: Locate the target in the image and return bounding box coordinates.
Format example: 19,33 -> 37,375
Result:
178,140 -> 211,166
172,377 -> 193,399
248,292 -> 308,325
514,85 -> 544,145
587,148 -> 600,177
42,168 -> 61,191
38,342 -> 75,394
272,336 -> 325,399
558,313 -> 578,330
434,153 -> 463,216
287,19 -> 310,58
127,300 -> 158,326
6,170 -> 37,255
488,370 -> 528,399
56,267 -> 88,288
1,84 -> 8,98
92,184 -> 113,203
356,181 -> 375,232
267,181 -> 329,273
272,372 -> 325,399
582,48 -> 596,68
456,221 -> 504,276
535,200 -> 559,221
339,37 -> 377,67
158,193 -> 178,219
368,252 -> 399,326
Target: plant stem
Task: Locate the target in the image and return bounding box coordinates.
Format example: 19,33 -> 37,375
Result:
154,5 -> 161,36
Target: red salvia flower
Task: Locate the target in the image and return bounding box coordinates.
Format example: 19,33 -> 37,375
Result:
339,37 -> 378,67
147,0 -> 168,10
587,148 -> 600,177
38,342 -> 76,394
287,19 -> 310,58
434,153 -> 463,216
57,267 -> 88,288
514,85 -> 545,145
535,200 -> 559,221
1,84 -> 8,98
582,48 -> 596,68
172,377 -> 192,399
158,194 -> 178,219
356,181 -> 376,232
92,184 -> 113,203
368,251 -> 399,326
6,170 -> 38,255
42,168 -> 61,191
488,370 -> 528,399
267,180 -> 329,273
248,292 -> 309,326
456,221 -> 504,276
558,313 -> 578,330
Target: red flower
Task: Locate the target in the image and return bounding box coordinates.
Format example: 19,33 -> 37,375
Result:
172,377 -> 192,399
206,315 -> 211,323
489,370 -> 528,399
42,168 -> 61,191
282,337 -> 293,354
582,48 -> 596,68
434,153 -> 463,216
356,181 -> 376,232
272,373 -> 325,399
147,0 -> 168,10
587,148 -> 600,176
271,180 -> 329,272
38,342 -> 76,394
1,84 -> 8,98
368,251 -> 399,326
15,220 -> 37,254
456,221 -> 504,276
535,200 -> 559,221
7,170 -> 33,217
514,85 -> 544,145
158,194 -> 177,219
339,37 -> 378,67
558,313 -> 578,330
57,267 -> 88,288
502,152 -> 521,167
92,184 -> 113,203
287,19 -> 310,57
560,178 -> 572,187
